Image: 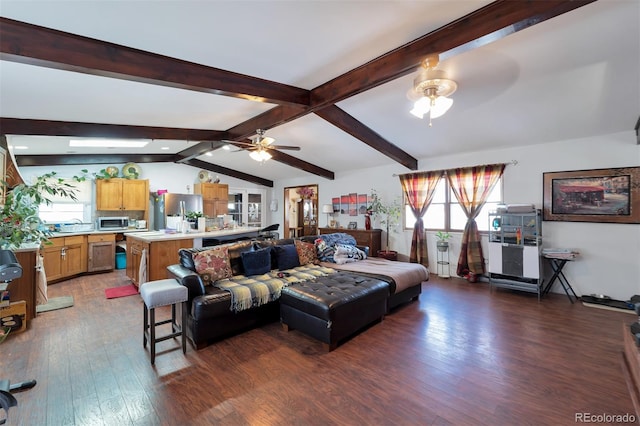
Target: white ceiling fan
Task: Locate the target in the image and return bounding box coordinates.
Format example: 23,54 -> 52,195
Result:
226,129 -> 300,162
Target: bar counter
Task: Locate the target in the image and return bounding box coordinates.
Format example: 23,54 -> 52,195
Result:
125,227 -> 260,286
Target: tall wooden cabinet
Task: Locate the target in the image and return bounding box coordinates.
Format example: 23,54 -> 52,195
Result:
194,183 -> 229,218
318,228 -> 382,256
96,178 -> 149,217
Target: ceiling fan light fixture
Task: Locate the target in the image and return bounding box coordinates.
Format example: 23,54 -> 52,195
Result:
410,97 -> 431,119
429,96 -> 454,118
249,149 -> 272,162
409,54 -> 457,125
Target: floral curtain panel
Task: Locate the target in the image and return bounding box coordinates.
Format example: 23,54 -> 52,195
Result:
447,163 -> 505,276
399,171 -> 443,266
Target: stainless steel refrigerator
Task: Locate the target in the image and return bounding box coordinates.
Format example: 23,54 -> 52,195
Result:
152,193 -> 203,230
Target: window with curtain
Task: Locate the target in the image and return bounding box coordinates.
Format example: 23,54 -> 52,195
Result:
404,176 -> 503,232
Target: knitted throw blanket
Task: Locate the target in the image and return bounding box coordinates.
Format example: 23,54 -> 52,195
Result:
214,264 -> 336,312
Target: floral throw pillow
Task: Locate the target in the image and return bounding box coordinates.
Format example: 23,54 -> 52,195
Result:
193,246 -> 233,285
295,240 -> 318,265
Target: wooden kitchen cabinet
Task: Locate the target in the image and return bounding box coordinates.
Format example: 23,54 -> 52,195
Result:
96,178 -> 149,212
195,183 -> 228,200
126,236 -> 192,287
126,237 -> 149,287
195,183 -> 228,217
87,234 -> 116,272
43,235 -> 87,282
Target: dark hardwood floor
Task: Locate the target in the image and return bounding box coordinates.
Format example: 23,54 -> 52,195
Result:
1,270 -> 635,425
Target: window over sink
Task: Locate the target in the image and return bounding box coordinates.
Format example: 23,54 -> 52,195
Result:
38,178 -> 93,225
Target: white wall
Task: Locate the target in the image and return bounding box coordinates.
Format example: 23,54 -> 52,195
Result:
20,131 -> 640,299
19,162 -> 273,227
278,130 -> 640,300
20,161 -> 268,194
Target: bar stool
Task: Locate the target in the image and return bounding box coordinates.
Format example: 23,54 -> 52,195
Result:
140,279 -> 188,364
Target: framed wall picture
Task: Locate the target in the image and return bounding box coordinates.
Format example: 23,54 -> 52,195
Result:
348,221 -> 357,229
349,193 -> 357,216
543,166 -> 640,223
358,194 -> 368,215
332,197 -> 340,213
340,195 -> 349,214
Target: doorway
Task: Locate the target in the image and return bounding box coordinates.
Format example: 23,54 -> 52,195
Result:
283,185 -> 318,238
227,188 -> 266,229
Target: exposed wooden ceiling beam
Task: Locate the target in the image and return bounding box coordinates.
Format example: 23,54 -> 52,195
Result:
267,150 -> 334,181
1,1 -> 596,181
0,17 -> 310,107
227,1 -> 598,139
15,152 -> 275,187
16,153 -> 178,167
226,105 -> 309,141
175,141 -> 227,163
314,105 -> 418,171
310,0 -> 597,107
184,159 -> 273,188
0,118 -> 228,141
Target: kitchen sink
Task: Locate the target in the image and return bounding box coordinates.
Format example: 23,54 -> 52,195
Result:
58,224 -> 94,233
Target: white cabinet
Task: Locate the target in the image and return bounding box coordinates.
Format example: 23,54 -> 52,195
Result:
488,210 -> 543,299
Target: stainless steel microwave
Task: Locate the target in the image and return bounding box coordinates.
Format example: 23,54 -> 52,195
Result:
97,216 -> 129,231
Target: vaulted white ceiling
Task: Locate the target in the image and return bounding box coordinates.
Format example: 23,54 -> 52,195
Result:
1,0 -> 638,185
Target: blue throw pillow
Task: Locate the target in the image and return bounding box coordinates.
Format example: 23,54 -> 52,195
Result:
273,244 -> 301,270
241,247 -> 272,276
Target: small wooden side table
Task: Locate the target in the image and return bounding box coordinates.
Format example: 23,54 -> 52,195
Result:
542,255 -> 579,303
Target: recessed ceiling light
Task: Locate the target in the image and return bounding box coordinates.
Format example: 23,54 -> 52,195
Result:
69,139 -> 149,148
11,145 -> 29,150
222,145 -> 231,151
205,151 -> 213,157
161,147 -> 170,150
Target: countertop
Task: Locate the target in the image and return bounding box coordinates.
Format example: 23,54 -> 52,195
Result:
124,227 -> 260,243
48,229 -> 148,238
13,243 -> 41,253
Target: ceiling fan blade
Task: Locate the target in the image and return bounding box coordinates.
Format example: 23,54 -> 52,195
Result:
222,139 -> 254,148
268,145 -> 301,151
262,136 -> 276,146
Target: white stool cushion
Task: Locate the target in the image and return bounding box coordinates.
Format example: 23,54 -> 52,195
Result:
140,279 -> 188,309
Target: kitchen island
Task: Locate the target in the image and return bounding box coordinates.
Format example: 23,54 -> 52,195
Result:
125,227 -> 260,286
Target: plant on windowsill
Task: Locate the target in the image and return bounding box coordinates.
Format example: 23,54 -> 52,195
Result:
1,171 -> 83,250
367,189 -> 401,260
435,231 -> 451,252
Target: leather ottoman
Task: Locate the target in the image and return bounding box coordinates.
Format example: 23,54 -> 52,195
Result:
279,272 -> 389,351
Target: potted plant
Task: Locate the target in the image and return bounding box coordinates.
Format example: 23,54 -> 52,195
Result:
368,189 -> 401,260
1,171 -> 83,249
435,231 -> 451,252
185,211 -> 204,230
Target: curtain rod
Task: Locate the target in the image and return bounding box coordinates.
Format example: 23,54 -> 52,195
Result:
392,160 -> 518,177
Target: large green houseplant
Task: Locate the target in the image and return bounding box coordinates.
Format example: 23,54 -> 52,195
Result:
368,189 -> 401,258
1,171 -> 83,249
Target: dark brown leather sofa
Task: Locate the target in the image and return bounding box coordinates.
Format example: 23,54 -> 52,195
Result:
167,236 -> 422,350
